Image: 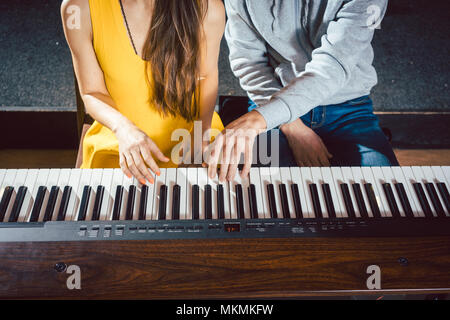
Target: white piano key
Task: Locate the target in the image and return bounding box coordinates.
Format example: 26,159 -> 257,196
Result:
86,169 -> 103,221
361,167 -> 388,217
422,166 -> 449,216
300,167 -> 315,218
442,166 -> 450,185
152,168 -> 166,220
132,180 -> 142,221
0,169 -> 6,194
310,167 -> 328,218
380,167 -> 406,217
269,167 -> 283,218
108,169 -> 125,220
186,168 -> 197,220
17,169 -> 38,222
259,167 -> 272,219
411,166 -> 438,217
166,168 -> 177,220
198,168 -> 208,220
351,167 -> 373,218
290,167 -> 311,218
0,169 -> 17,222
324,167 -> 345,218
27,169 -> 50,222
43,169 -> 62,222
400,166 -> 425,217
234,171 -> 251,219
120,173 -> 134,220
279,167 -> 295,219
249,168 -> 266,219
431,166 -> 449,184
392,166 -> 421,217
73,169 -> 91,221
222,180 -> 231,220
370,167 -> 393,217
207,172 -> 219,220
47,169 -> 68,222
63,169 -> 81,221
340,167 -> 361,218
4,169 -> 28,222
98,169 -> 114,221
176,168 -> 187,220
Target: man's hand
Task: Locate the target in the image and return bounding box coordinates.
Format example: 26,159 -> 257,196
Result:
281,118 -> 332,167
204,111 -> 267,181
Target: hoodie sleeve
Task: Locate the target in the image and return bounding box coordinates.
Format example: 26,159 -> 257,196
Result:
224,0 -> 293,128
226,0 -> 388,130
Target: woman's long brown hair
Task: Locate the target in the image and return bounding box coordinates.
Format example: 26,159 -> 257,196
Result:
143,0 -> 207,122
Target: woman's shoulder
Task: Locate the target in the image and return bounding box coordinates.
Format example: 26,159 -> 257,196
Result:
61,0 -> 89,13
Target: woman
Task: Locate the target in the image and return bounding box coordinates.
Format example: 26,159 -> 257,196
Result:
61,0 -> 225,184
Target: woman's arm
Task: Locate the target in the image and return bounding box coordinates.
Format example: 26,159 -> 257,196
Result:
198,0 -> 225,136
61,0 -> 168,183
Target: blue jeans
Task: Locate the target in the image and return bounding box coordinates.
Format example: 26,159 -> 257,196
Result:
249,96 -> 399,167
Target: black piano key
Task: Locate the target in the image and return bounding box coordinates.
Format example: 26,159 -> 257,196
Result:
125,185 -> 136,220
413,183 -> 433,218
217,184 -> 225,219
91,185 -> 105,221
340,183 -> 355,218
192,185 -> 199,220
172,185 -> 181,220
249,184 -> 258,219
267,184 -> 277,219
364,183 -> 381,218
158,185 -> 168,220
352,183 -> 368,218
279,184 -> 290,219
291,184 -> 303,219
112,186 -> 124,220
425,183 -> 445,218
382,183 -> 400,218
436,182 -> 450,214
235,184 -> 245,219
30,186 -> 46,222
44,186 -> 60,222
309,184 -> 322,218
322,183 -> 336,219
138,185 -> 148,220
394,183 -> 414,218
9,186 -> 27,222
77,186 -> 91,221
57,186 -> 72,221
0,186 -> 14,221
205,184 -> 212,220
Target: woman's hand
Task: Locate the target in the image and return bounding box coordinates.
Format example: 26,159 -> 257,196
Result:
204,111 -> 266,181
281,119 -> 332,167
114,123 -> 169,184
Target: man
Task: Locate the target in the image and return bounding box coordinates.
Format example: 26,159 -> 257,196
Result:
206,0 -> 398,182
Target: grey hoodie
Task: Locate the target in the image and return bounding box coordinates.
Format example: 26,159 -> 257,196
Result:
224,0 -> 388,130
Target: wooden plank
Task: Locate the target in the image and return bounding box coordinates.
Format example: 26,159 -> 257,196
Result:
0,237 -> 449,299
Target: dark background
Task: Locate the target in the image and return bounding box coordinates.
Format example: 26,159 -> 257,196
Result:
0,0 -> 449,111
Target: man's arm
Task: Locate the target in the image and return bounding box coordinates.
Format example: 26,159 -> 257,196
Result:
256,0 -> 388,130
224,0 -> 283,105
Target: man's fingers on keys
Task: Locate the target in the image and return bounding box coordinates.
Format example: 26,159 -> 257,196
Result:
241,138 -> 253,178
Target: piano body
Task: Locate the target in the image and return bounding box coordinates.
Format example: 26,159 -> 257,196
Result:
0,166 -> 449,299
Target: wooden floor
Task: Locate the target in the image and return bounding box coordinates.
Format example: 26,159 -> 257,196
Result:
0,148 -> 449,169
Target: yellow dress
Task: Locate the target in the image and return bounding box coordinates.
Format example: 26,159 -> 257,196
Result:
82,0 -> 224,168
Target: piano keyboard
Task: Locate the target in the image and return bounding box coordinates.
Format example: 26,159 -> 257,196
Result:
0,166 -> 449,242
